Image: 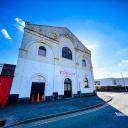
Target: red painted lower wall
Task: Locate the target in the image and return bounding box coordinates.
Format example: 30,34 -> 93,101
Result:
0,76 -> 13,107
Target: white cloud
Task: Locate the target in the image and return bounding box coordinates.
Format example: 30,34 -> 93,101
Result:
110,71 -> 128,78
16,24 -> 24,32
84,41 -> 99,51
118,60 -> 128,67
1,28 -> 11,40
15,17 -> 25,32
77,34 -> 100,52
71,20 -> 128,79
15,18 -> 25,27
93,66 -> 128,79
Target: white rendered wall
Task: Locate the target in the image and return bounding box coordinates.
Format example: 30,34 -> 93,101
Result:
0,64 -> 3,74
10,27 -> 95,98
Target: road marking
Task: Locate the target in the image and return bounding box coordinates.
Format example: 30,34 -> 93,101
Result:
115,112 -> 127,117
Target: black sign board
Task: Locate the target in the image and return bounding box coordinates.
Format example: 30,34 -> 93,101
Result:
1,64 -> 16,76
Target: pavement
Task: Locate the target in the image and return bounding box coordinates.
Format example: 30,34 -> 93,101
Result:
98,92 -> 128,116
0,95 -> 111,127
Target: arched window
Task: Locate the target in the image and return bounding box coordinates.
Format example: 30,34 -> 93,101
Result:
38,46 -> 46,56
64,78 -> 72,97
62,47 -> 72,60
84,77 -> 89,88
82,59 -> 86,67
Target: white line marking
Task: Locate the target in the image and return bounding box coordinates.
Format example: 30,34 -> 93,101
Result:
115,112 -> 127,117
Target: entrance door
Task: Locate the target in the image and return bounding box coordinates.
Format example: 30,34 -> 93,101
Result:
64,78 -> 72,98
30,82 -> 45,101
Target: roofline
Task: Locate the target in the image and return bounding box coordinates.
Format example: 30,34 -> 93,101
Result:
25,21 -> 67,29
0,63 -> 16,66
95,77 -> 128,80
25,21 -> 91,54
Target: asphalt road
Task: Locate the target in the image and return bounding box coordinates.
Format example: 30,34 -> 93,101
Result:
11,92 -> 128,128
18,104 -> 128,128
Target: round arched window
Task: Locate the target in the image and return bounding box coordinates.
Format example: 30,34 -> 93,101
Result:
38,46 -> 46,56
84,77 -> 89,88
82,59 -> 86,67
62,47 -> 72,60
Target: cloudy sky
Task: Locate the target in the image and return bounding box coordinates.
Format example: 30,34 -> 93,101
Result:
0,0 -> 128,79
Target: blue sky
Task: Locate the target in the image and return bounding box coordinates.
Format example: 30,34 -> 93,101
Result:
0,0 -> 128,79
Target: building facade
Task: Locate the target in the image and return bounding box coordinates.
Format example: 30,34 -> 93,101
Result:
95,78 -> 128,87
10,22 -> 95,102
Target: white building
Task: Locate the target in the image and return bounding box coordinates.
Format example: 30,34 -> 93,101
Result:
95,77 -> 128,87
10,22 -> 95,102
0,64 -> 3,74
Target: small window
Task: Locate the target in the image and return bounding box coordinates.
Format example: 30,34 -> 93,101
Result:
84,78 -> 89,88
38,46 -> 46,56
95,81 -> 100,85
62,47 -> 72,60
82,59 -> 86,67
113,80 -> 117,85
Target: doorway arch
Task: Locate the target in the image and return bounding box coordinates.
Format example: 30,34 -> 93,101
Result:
30,75 -> 45,102
64,78 -> 72,98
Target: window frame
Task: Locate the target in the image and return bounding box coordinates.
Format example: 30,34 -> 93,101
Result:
64,78 -> 72,91
38,46 -> 46,56
84,77 -> 89,88
82,59 -> 86,67
62,47 -> 72,60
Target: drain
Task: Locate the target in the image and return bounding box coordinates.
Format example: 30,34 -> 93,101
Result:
0,120 -> 6,127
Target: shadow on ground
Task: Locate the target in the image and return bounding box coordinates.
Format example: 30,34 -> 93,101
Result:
0,95 -> 127,128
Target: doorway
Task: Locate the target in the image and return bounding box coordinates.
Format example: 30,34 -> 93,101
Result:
64,78 -> 72,98
30,82 -> 45,101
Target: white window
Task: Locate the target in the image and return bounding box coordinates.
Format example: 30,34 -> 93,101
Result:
84,77 -> 89,88
38,46 -> 46,56
62,47 -> 72,60
82,59 -> 86,67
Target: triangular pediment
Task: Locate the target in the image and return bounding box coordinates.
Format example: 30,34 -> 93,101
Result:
25,22 -> 91,54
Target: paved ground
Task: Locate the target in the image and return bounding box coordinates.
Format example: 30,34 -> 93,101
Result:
0,95 -> 109,127
98,92 -> 128,116
19,104 -> 128,128
9,92 -> 128,128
